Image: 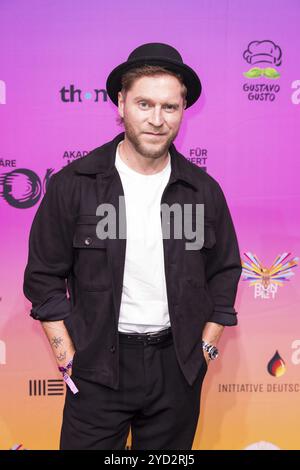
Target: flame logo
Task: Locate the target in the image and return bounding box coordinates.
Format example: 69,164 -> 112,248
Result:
267,351 -> 286,377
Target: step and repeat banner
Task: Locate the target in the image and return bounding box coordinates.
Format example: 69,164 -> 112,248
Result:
1,0 -> 299,450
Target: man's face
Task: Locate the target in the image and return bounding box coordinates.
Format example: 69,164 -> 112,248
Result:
118,74 -> 186,159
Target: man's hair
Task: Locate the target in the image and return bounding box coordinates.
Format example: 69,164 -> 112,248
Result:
116,65 -> 187,126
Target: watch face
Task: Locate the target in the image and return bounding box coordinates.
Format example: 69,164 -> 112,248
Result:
202,341 -> 219,359
210,347 -> 218,359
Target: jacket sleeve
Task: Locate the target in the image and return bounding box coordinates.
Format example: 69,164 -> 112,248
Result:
205,183 -> 242,326
23,173 -> 76,321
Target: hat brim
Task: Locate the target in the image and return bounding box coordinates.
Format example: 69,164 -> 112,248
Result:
106,57 -> 202,109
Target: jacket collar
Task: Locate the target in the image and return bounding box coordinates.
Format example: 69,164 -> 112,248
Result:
75,131 -> 198,190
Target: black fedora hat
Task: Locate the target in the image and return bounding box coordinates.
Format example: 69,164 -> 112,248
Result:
106,42 -> 202,109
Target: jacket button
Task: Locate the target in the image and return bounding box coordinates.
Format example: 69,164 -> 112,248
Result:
110,345 -> 116,353
84,237 -> 92,246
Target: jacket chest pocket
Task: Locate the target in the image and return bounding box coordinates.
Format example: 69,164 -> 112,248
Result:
72,215 -> 111,292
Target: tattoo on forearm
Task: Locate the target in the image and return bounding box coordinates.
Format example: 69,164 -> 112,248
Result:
56,351 -> 67,362
51,336 -> 63,349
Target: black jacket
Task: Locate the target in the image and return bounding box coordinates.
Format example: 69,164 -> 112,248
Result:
23,131 -> 242,389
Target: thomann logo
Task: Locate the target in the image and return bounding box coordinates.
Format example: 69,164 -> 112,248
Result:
60,84 -> 108,103
0,80 -> 6,104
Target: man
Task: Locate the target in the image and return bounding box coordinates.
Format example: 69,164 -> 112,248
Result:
23,42 -> 242,450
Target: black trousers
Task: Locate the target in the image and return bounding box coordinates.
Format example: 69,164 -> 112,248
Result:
60,328 -> 207,450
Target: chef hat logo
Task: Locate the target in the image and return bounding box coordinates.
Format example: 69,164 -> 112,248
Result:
243,40 -> 282,66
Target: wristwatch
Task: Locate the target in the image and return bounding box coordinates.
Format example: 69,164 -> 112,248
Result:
202,340 -> 219,360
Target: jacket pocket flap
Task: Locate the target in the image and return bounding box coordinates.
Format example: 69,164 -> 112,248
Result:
73,222 -> 107,249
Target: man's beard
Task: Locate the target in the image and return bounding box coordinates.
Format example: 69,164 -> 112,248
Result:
123,117 -> 179,160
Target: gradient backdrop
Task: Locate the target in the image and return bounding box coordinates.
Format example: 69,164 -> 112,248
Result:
1,0 -> 300,450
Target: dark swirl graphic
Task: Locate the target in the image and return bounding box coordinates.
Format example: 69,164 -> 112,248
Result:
0,168 -> 55,208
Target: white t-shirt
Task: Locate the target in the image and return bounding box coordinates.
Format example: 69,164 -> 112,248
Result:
115,141 -> 171,333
